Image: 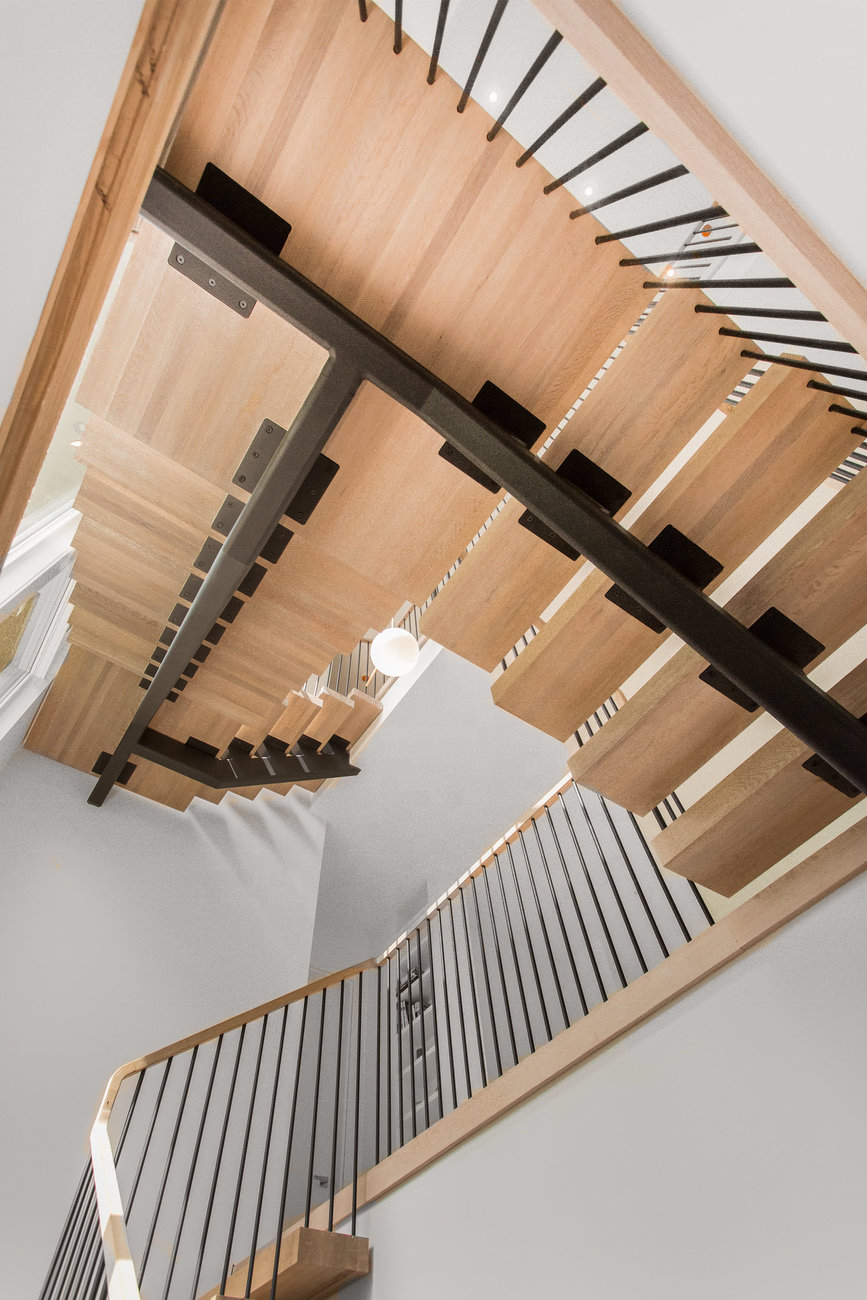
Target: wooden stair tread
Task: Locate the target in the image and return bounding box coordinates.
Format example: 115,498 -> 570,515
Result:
570,462 -> 867,810
421,289 -> 755,669
492,365 -> 857,741
209,1226 -> 368,1300
652,658 -> 867,896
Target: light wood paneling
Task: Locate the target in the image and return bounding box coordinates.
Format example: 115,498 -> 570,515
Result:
421,291 -> 754,668
77,219 -> 328,493
25,646 -> 143,775
653,660 -> 867,895
570,458 -> 867,810
493,366 -> 854,741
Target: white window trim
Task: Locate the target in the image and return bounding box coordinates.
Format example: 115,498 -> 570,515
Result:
0,507 -> 78,741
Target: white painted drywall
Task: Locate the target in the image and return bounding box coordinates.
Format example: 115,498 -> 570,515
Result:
0,751 -> 326,1299
310,650 -> 569,972
345,866 -> 867,1300
620,0 -> 867,289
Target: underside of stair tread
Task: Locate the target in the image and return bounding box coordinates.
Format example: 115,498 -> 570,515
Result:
24,0 -> 653,810
490,361 -> 858,743
568,463 -> 867,812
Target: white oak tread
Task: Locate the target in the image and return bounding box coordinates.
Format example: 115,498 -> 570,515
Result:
492,365 -> 856,741
570,458 -> 867,811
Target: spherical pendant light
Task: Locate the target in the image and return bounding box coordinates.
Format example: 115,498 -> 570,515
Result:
370,627 -> 420,677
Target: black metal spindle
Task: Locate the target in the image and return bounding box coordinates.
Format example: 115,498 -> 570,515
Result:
424,917 -> 445,1117
357,0 -> 367,20
436,908 -> 459,1111
517,829 -> 570,1030
469,874 -> 504,1076
807,378 -> 867,402
695,303 -> 826,322
531,818 -> 589,1016
487,30 -> 561,141
245,1006 -> 290,1297
40,1164 -> 90,1300
544,121 -> 648,194
220,1016 -> 268,1294
645,276 -> 794,290
595,204 -> 727,244
393,949 -> 405,1146
458,885 -> 488,1087
627,810 -> 692,943
414,928 -> 431,1128
596,796 -> 669,958
126,1057 -> 173,1217
516,76 -> 605,165
446,896 -> 474,1097
386,954 -> 394,1154
571,782 -> 648,974
404,940 -> 419,1138
268,1000 -> 308,1300
393,0 -> 402,54
374,965 -> 382,1163
62,1188 -> 98,1300
620,240 -> 761,266
479,865 -> 519,1066
828,402 -> 867,421
722,326 -> 855,352
741,350 -> 867,383
427,0 -> 451,84
351,974 -> 364,1235
46,1170 -> 92,1300
139,1046 -> 199,1284
163,1037 -> 224,1300
304,992 -> 328,1228
571,164 -> 687,217
327,981 -> 346,1232
492,852 -> 534,1053
457,0 -> 508,113
504,840 -> 552,1042
191,1025 -> 247,1300
544,805 -> 607,1003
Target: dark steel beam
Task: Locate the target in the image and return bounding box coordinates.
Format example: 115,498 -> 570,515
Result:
120,168 -> 867,799
88,357 -> 362,805
132,731 -> 359,789
417,389 -> 867,795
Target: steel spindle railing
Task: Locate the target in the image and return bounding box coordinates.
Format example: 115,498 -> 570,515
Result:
45,775 -> 711,1300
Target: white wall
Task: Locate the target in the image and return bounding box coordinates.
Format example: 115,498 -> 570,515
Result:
620,0 -> 867,289
346,867 -> 867,1300
0,752 -> 326,1299
0,0 -> 145,411
311,650 -> 568,973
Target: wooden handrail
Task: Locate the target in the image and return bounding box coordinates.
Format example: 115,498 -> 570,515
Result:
90,954 -> 378,1300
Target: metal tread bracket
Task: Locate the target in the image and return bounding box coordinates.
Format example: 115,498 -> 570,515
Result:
87,166 -> 867,805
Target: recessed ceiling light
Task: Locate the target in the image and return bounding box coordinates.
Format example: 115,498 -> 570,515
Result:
70,440 -> 82,447
488,89 -> 499,104
584,185 -> 594,196
665,268 -> 676,279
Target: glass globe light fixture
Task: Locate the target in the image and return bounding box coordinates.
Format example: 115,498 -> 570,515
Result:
370,626 -> 420,677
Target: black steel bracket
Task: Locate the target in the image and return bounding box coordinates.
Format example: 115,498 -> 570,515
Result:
87,167 -> 867,805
